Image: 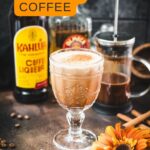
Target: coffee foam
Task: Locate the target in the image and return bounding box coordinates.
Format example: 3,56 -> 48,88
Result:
50,51 -> 103,67
50,50 -> 104,76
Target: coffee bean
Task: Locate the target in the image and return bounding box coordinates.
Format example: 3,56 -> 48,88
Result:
1,139 -> 6,144
1,143 -> 7,148
9,143 -> 16,149
24,115 -> 30,120
17,114 -> 23,120
14,123 -> 21,128
10,112 -> 16,118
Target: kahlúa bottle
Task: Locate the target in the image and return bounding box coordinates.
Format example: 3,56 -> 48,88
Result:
9,5 -> 50,103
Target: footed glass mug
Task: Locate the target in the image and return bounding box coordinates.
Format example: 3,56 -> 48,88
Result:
94,32 -> 150,115
50,48 -> 104,150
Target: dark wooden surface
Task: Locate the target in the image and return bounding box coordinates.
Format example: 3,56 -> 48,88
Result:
0,91 -> 149,150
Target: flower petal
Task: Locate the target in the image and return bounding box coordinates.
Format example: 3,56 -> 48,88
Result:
126,128 -> 140,138
132,129 -> 150,139
115,123 -> 122,139
124,126 -> 135,137
98,133 -> 113,146
92,141 -> 112,150
105,126 -> 116,138
135,139 -> 148,150
92,141 -> 104,150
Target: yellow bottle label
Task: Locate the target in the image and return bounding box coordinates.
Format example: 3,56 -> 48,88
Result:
14,26 -> 48,89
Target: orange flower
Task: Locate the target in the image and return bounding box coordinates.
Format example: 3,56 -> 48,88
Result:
92,123 -> 150,150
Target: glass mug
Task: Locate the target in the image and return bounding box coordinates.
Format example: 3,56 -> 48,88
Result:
50,48 -> 104,150
93,32 -> 150,115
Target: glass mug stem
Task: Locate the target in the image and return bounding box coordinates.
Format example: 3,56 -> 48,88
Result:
130,56 -> 150,98
67,111 -> 85,137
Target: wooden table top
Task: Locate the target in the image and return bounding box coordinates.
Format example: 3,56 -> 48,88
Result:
0,91 -> 149,150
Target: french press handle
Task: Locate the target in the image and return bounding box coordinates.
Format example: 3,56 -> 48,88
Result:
130,56 -> 150,98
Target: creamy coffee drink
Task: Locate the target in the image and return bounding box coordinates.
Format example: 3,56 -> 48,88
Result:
50,50 -> 104,109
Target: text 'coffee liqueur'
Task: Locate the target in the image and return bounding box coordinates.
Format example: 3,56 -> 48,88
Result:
14,26 -> 48,89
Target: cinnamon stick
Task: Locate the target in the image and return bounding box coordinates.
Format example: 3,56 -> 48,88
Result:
123,111 -> 150,128
117,113 -> 132,122
117,113 -> 149,129
131,109 -> 150,126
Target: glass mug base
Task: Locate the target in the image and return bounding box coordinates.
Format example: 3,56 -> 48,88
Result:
93,101 -> 133,115
53,129 -> 96,150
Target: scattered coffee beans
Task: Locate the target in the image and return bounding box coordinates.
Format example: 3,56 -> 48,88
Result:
10,112 -> 16,118
1,143 -> 7,148
10,112 -> 31,121
14,123 -> 21,128
17,114 -> 23,120
24,115 -> 30,120
9,143 -> 16,148
0,138 -> 16,149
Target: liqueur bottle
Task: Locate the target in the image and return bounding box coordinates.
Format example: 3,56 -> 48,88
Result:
9,5 -> 50,103
49,8 -> 92,53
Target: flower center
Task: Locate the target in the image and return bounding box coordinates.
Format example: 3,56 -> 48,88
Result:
116,144 -> 131,150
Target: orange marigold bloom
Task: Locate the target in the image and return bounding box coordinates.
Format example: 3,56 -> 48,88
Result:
92,123 -> 150,150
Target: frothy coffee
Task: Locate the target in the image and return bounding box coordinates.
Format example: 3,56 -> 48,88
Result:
50,50 -> 104,109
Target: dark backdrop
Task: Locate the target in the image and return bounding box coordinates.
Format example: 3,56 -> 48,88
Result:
0,0 -> 13,90
0,0 -> 150,90
82,0 -> 150,46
